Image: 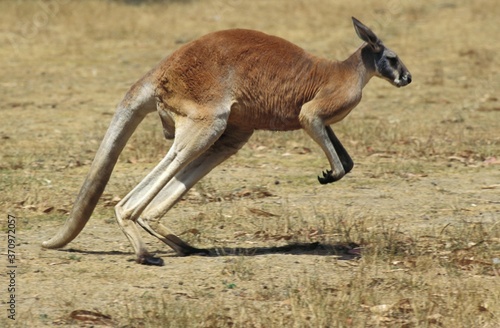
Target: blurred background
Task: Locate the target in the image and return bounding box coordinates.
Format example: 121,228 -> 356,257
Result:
0,1 -> 499,326
1,0 -> 498,167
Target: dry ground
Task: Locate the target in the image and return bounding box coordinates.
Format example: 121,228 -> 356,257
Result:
0,0 -> 499,327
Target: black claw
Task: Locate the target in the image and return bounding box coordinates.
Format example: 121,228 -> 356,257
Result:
318,171 -> 333,184
137,255 -> 165,266
317,169 -> 344,184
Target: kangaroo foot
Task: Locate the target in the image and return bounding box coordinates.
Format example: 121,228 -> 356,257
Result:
136,254 -> 165,266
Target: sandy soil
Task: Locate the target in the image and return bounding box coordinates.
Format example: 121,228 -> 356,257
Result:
0,0 -> 499,327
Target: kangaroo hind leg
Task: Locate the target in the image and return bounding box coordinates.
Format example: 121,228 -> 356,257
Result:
114,105 -> 231,265
137,126 -> 254,257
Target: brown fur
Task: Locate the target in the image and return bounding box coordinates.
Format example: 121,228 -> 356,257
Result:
42,19 -> 411,266
155,29 -> 363,131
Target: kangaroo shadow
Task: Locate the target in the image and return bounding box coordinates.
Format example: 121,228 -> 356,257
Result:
61,242 -> 361,261
206,242 -> 362,260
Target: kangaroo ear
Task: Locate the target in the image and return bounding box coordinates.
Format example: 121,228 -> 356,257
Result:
352,17 -> 382,52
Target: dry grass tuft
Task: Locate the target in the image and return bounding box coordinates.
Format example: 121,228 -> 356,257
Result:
1,0 -> 499,327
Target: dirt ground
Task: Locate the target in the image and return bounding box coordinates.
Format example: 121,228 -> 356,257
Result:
1,0 -> 499,327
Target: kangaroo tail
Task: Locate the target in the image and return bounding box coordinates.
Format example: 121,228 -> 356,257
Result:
42,79 -> 157,249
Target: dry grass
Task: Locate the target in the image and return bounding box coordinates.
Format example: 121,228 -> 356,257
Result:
1,0 -> 499,327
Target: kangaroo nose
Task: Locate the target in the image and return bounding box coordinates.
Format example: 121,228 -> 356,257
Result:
406,73 -> 412,84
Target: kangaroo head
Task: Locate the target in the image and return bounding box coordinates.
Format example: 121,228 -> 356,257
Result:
352,17 -> 412,88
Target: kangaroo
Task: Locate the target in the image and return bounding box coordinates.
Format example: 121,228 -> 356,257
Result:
42,17 -> 412,266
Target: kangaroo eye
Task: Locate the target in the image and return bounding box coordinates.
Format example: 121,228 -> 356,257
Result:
387,56 -> 399,66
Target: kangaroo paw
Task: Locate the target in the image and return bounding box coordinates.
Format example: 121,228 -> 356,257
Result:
318,170 -> 334,184
317,170 -> 344,184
